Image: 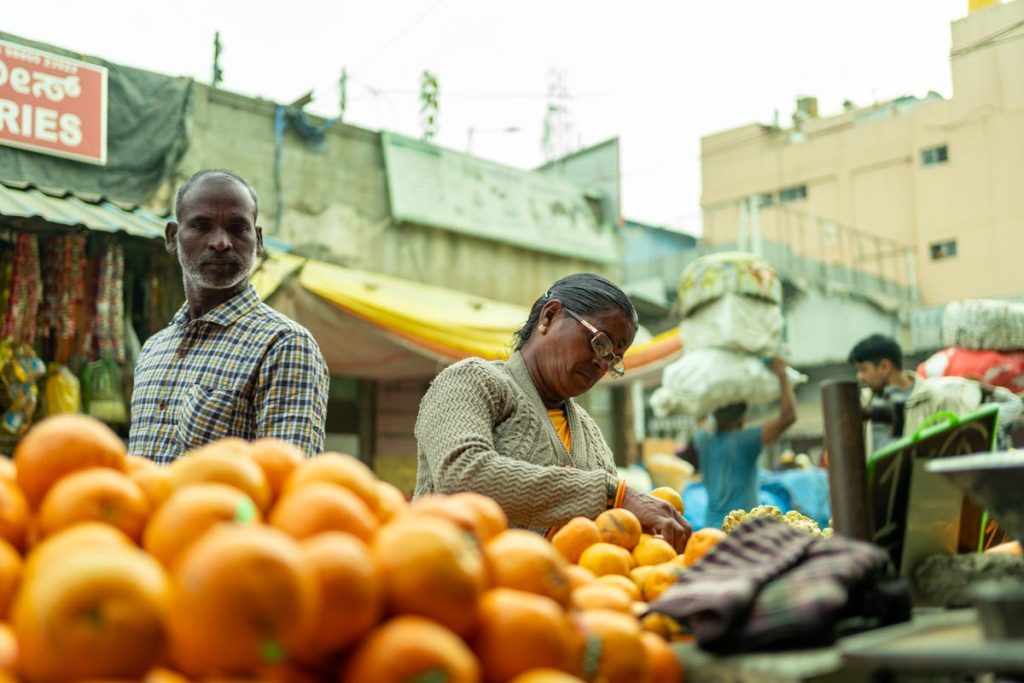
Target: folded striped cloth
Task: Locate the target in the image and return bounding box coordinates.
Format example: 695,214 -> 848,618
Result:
649,517 -> 907,653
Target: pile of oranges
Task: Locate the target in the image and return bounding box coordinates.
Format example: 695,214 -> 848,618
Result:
0,414 -> 726,683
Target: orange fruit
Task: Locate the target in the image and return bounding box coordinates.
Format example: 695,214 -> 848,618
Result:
0,540 -> 21,618
291,532 -> 382,662
564,564 -> 597,591
640,612 -> 684,639
0,458 -> 15,482
649,487 -> 684,515
371,516 -> 487,638
13,547 -> 170,682
572,609 -> 648,683
410,495 -> 490,541
37,468 -> 151,543
339,616 -> 480,683
184,437 -> 252,459
578,542 -> 633,577
630,565 -> 656,593
23,522 -> 134,584
281,453 -> 379,513
985,541 -> 1022,555
130,466 -> 175,511
126,454 -> 157,473
474,588 -> 580,683
144,667 -> 191,683
14,414 -> 127,508
595,508 -> 642,550
0,479 -> 29,552
484,530 -> 572,607
509,671 -> 586,683
571,583 -> 632,614
551,517 -> 601,564
632,536 -> 677,567
374,481 -> 409,524
597,574 -> 642,601
449,492 -> 508,541
247,438 -> 306,502
167,525 -> 317,677
682,527 -> 727,568
269,482 -> 378,543
641,563 -> 682,602
168,449 -> 271,513
144,483 -> 261,570
641,631 -> 683,683
0,623 -> 16,671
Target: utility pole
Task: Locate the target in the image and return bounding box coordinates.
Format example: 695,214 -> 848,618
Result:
419,70 -> 440,141
338,68 -> 348,122
542,67 -> 576,164
212,31 -> 224,87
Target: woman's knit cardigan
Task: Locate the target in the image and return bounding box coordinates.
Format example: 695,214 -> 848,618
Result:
414,351 -> 618,533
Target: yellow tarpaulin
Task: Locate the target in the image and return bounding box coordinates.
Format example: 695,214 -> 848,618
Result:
251,252 -> 682,373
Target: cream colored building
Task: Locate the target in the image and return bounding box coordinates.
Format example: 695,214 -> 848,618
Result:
700,0 -> 1024,307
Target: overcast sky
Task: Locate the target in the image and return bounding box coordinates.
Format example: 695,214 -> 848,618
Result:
5,0 -> 969,232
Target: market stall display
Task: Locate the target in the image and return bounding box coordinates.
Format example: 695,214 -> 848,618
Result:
866,405 -> 1003,581
0,414 -> 689,683
0,231 -> 135,446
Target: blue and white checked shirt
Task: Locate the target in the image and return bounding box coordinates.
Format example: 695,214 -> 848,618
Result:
129,285 -> 329,464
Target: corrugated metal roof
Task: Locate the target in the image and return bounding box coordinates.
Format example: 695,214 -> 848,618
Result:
0,180 -> 168,240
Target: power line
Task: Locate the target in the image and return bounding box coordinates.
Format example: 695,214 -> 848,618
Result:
949,17 -> 1024,59
354,0 -> 447,70
347,75 -> 609,101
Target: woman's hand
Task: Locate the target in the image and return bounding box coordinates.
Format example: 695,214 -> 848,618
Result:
620,487 -> 692,553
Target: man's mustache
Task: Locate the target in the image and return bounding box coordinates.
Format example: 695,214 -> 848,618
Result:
198,254 -> 244,266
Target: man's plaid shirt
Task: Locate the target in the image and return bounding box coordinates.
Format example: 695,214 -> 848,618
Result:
129,285 -> 329,464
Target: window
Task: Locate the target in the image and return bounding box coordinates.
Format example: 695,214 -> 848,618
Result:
921,145 -> 949,166
779,185 -> 807,203
930,240 -> 957,260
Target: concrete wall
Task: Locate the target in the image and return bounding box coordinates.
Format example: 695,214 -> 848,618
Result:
700,0 -> 1024,306
147,86 -> 615,307
783,286 -> 904,367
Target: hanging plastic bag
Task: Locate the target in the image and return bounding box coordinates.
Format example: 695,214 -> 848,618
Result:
0,342 -> 46,436
81,359 -> 128,425
44,363 -> 81,416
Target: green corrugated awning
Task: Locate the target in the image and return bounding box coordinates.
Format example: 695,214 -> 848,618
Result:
0,179 -> 168,240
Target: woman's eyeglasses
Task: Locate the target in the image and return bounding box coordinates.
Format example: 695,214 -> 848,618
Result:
562,307 -> 626,378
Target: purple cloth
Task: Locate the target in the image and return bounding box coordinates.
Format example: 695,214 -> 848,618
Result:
649,517 -> 896,652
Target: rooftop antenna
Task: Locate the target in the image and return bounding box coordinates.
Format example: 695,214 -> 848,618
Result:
212,31 -> 224,87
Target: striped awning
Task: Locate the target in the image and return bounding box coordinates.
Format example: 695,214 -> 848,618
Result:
0,179 -> 168,240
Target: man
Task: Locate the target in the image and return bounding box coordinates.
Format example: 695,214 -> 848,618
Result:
849,334 -> 1022,451
129,169 -> 329,464
693,357 -> 796,529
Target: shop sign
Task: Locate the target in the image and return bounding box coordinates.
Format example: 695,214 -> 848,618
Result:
0,39 -> 108,165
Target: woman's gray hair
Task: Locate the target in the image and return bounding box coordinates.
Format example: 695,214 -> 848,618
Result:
513,273 -> 638,351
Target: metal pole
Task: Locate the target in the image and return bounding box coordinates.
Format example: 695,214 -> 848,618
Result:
821,380 -> 873,541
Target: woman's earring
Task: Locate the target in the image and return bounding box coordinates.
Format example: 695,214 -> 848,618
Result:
539,325 -> 547,333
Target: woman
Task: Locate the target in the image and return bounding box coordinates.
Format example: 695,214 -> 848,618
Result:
414,273 -> 691,551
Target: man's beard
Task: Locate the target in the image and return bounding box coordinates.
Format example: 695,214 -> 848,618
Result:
177,241 -> 254,291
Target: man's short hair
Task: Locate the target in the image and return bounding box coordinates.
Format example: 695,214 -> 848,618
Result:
848,334 -> 903,369
175,169 -> 259,222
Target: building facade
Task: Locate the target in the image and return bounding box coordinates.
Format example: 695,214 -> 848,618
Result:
700,0 -> 1024,308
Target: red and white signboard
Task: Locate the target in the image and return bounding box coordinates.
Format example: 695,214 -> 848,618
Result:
0,40 -> 108,165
